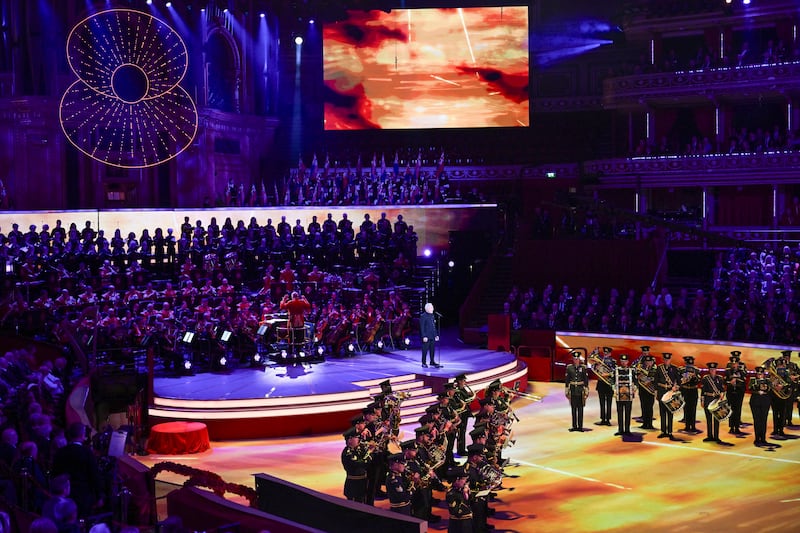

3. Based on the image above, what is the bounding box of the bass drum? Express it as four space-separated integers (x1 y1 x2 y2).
661 390 685 413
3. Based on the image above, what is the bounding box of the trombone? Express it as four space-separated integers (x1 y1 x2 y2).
501 385 542 402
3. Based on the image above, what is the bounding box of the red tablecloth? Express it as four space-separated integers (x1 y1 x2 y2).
147 422 210 455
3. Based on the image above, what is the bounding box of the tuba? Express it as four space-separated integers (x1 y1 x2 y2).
763 358 791 400
588 348 615 387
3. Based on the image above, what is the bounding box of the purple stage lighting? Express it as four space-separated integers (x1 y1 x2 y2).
423 248 432 258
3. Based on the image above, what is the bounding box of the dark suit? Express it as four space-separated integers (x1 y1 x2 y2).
52 442 103 518
420 311 438 365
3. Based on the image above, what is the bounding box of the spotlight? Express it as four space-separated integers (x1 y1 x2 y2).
404 337 411 346
253 353 262 363
294 36 303 45
299 350 306 358
146 0 152 4
223 8 229 13
166 1 172 7
377 340 384 349
260 12 265 18
742 0 750 3
347 343 355 353
448 260 455 268
423 248 432 258
201 7 205 12
317 346 325 356
281 349 288 358
219 356 227 367
183 360 192 370
309 19 315 24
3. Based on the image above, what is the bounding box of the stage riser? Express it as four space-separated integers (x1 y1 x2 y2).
148 371 528 441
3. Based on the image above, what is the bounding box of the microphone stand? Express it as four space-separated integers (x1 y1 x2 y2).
434 311 443 368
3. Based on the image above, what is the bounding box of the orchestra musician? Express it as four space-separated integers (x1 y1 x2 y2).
748 365 772 447
613 354 635 437
701 362 730 445
280 291 311 353
725 353 747 435
565 351 588 432
655 353 681 440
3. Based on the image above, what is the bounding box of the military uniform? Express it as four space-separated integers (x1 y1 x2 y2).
595 347 615 426
341 428 370 503
679 356 701 433
614 354 634 436
748 368 772 446
655 353 681 440
725 353 747 434
386 453 413 515
701 362 727 444
446 466 474 533
780 351 799 425
465 445 491 533
635 350 657 430
565 353 588 431
770 359 790 437
453 374 475 455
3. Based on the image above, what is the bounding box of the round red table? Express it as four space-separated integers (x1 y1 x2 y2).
147 421 210 454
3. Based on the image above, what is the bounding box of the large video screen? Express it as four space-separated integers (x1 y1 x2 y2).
323 6 529 130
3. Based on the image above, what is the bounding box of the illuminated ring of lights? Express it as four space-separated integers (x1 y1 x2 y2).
60 9 197 168
66 9 187 100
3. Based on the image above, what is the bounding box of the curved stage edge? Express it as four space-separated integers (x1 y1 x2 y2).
149 343 528 440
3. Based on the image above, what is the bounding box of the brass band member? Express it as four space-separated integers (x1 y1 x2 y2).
748 366 772 447
465 444 492 533
386 453 413 515
341 427 370 503
402 439 440 523
595 347 615 426
655 353 680 440
565 351 588 432
701 362 730 446
771 357 790 439
453 373 475 456
635 349 657 430
446 466 473 533
725 352 747 435
780 350 799 426
614 354 635 437
680 356 702 434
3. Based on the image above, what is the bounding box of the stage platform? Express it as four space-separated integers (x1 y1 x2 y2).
148 329 528 440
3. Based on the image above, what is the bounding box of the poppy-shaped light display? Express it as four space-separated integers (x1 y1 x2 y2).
59 9 198 168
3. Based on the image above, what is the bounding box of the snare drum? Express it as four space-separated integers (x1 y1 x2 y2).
661 390 685 413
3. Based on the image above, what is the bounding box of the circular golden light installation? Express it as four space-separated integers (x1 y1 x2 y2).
60 9 198 168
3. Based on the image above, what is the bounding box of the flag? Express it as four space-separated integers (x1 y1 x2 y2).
261 182 268 206
435 151 445 179
393 152 400 177
371 153 377 178
298 156 306 179
310 153 318 178
323 154 330 179
356 154 362 178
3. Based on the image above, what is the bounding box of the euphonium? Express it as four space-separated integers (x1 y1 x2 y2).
763 358 791 400
588 348 615 387
633 359 657 396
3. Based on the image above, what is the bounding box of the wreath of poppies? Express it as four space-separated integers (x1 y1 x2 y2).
59 9 198 168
